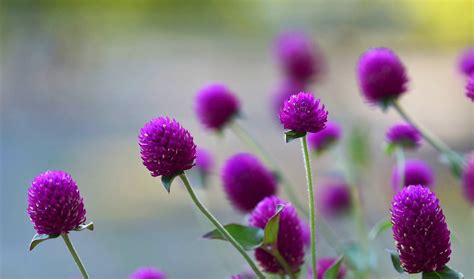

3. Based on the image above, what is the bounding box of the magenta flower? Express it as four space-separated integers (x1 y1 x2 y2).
222 153 277 212
465 75 474 102
391 185 451 273
196 147 214 174
195 83 240 131
275 31 324 82
357 48 408 105
308 121 342 153
271 79 306 116
317 182 352 217
27 170 86 235
138 117 196 177
307 258 347 279
391 159 434 191
386 122 421 149
279 92 328 133
300 220 311 250
129 267 166 279
249 196 305 273
458 46 474 76
462 152 474 205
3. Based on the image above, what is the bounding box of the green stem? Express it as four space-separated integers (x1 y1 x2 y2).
179 173 265 279
395 147 406 190
300 135 317 279
264 247 296 279
61 234 89 279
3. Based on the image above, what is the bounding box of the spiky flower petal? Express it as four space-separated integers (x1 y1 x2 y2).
279 92 328 133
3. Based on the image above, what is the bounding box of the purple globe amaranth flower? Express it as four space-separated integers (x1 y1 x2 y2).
357 48 408 105
308 121 342 153
458 46 474 76
317 182 352 217
129 267 167 279
462 152 474 205
195 83 240 131
249 196 305 274
222 153 277 212
307 258 347 279
300 220 311 250
391 185 451 273
391 159 434 192
279 92 328 133
465 74 474 102
386 122 421 149
139 117 196 177
271 79 306 117
275 31 325 83
195 147 214 174
27 170 86 235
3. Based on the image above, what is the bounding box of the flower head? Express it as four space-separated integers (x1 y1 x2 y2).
196 147 214 174
458 46 474 76
271 79 306 116
279 92 328 133
386 122 421 149
27 170 86 235
138 117 196 177
249 196 305 273
357 48 408 105
275 32 324 82
308 121 342 153
317 182 352 217
465 74 474 102
129 267 166 279
195 83 240 130
307 258 347 279
222 153 277 212
391 159 434 192
391 185 451 273
462 152 474 205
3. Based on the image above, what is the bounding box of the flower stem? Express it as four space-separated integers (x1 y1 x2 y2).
265 247 296 279
395 147 406 190
179 173 265 279
300 135 317 279
61 234 89 279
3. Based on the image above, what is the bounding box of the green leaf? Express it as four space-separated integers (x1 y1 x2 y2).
323 256 344 279
29 233 59 251
74 222 94 232
203 224 264 251
387 249 404 274
342 243 372 272
263 204 285 245
368 218 392 240
284 130 306 143
384 143 397 155
161 171 183 193
422 266 464 279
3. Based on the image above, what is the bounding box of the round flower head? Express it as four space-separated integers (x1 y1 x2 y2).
195 147 214 174
391 159 434 191
138 117 196 177
271 79 306 116
129 267 166 279
308 121 342 153
458 46 474 76
249 196 305 273
391 185 451 273
279 92 328 133
27 170 86 235
195 83 240 131
465 74 474 102
222 153 277 212
386 122 421 149
275 31 324 82
462 152 474 205
317 182 352 217
357 48 408 105
307 258 347 279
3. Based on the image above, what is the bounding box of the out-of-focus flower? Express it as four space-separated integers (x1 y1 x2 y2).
458 46 474 76
462 152 474 205
279 92 328 133
317 182 352 217
300 220 311 250
271 79 306 117
391 159 434 191
386 122 421 149
357 48 408 105
307 258 347 279
308 121 342 153
391 185 451 273
249 196 305 274
274 32 324 83
221 153 277 212
138 117 196 177
27 170 86 235
129 267 167 279
465 74 474 101
195 148 214 174
195 83 240 131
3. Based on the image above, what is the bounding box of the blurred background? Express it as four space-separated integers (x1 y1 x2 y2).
1 0 473 278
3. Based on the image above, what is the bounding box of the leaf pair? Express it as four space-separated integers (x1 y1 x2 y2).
29 222 94 251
